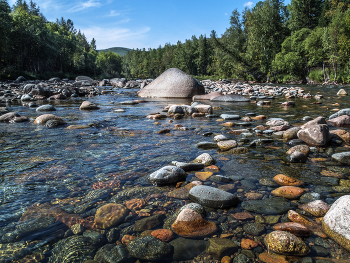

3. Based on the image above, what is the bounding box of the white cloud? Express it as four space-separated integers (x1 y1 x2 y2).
243 1 254 8
109 10 120 17
81 26 151 49
69 0 101 12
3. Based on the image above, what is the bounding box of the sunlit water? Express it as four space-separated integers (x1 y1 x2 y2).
1 84 350 262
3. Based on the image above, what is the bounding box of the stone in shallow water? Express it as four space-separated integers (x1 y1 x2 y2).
149 166 186 185
94 203 128 229
127 235 173 261
322 195 350 252
273 222 311 237
94 244 133 263
171 207 217 238
193 153 216 166
134 214 165 232
48 235 96 263
36 105 56 112
170 237 207 261
242 197 296 215
79 101 99 110
271 186 305 199
210 94 250 102
189 185 240 209
243 222 265 236
273 174 304 186
167 181 203 199
33 114 64 125
332 152 350 165
264 230 310 256
299 200 330 217
206 238 238 259
196 141 218 149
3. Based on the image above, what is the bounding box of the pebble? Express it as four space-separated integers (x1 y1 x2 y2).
149 166 186 185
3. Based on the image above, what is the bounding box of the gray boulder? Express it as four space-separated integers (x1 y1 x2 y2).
149 166 187 185
138 68 205 98
329 108 350 119
332 152 350 165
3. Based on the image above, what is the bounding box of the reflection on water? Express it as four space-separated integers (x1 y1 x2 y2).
1 85 350 262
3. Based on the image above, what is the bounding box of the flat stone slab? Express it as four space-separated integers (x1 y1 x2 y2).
242 197 297 215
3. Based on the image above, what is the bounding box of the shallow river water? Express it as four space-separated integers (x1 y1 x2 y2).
1 84 350 262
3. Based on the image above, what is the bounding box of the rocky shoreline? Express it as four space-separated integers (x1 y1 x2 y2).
1 71 350 263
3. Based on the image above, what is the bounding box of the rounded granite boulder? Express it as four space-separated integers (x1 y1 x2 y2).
138 68 205 98
149 166 187 185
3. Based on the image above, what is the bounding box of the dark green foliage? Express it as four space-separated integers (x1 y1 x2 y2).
98 47 132 56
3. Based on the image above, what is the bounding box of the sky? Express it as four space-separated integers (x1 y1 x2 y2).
8 0 290 50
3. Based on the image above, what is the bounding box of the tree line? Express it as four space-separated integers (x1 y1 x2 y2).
124 0 350 84
1 0 350 83
0 0 122 79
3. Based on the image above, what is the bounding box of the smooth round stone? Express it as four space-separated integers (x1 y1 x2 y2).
299 200 330 217
242 197 297 215
271 186 305 199
217 140 237 151
272 131 284 138
206 238 238 259
170 237 207 261
193 153 216 166
114 109 125 112
94 244 133 263
243 222 265 236
240 179 258 189
213 134 228 142
196 142 218 149
119 101 138 105
79 101 99 110
180 203 206 217
171 161 204 171
134 214 165 232
210 175 232 183
94 203 128 229
263 129 274 134
220 114 240 120
189 185 240 209
127 235 173 261
21 94 33 101
332 152 350 165
36 105 56 112
264 230 310 256
33 114 63 125
149 166 186 185
273 174 304 186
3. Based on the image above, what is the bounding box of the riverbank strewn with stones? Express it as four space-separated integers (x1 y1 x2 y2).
1 69 350 263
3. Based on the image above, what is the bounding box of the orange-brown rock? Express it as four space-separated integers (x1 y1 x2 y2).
33 114 63 125
222 122 235 127
167 181 203 199
330 129 350 144
94 203 128 229
258 252 302 263
195 171 213 181
273 222 311 237
271 186 304 199
121 234 136 245
273 174 304 186
221 255 232 263
287 210 326 238
252 115 267 120
151 229 174 242
231 211 254 220
286 145 310 156
320 169 345 178
205 165 220 172
241 238 258 249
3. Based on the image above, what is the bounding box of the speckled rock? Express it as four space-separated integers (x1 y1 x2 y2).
301 116 327 129
283 127 301 140
79 101 99 110
193 153 216 166
170 237 207 261
327 115 350 127
206 238 238 259
322 195 350 252
189 185 240 209
126 235 173 260
299 200 330 217
134 214 165 232
271 186 305 199
94 203 128 229
34 114 64 125
264 230 310 256
149 166 186 185
330 129 350 144
243 222 265 236
217 140 238 151
332 152 350 165
273 174 304 187
297 124 330 146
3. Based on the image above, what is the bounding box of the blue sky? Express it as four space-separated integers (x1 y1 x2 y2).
9 0 290 50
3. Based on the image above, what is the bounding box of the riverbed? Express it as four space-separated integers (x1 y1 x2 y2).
1 84 350 262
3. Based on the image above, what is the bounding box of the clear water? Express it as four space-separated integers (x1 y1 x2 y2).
1 84 350 262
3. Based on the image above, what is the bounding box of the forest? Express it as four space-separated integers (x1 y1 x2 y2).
1 0 350 83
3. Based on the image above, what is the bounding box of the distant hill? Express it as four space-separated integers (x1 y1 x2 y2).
98 47 132 56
